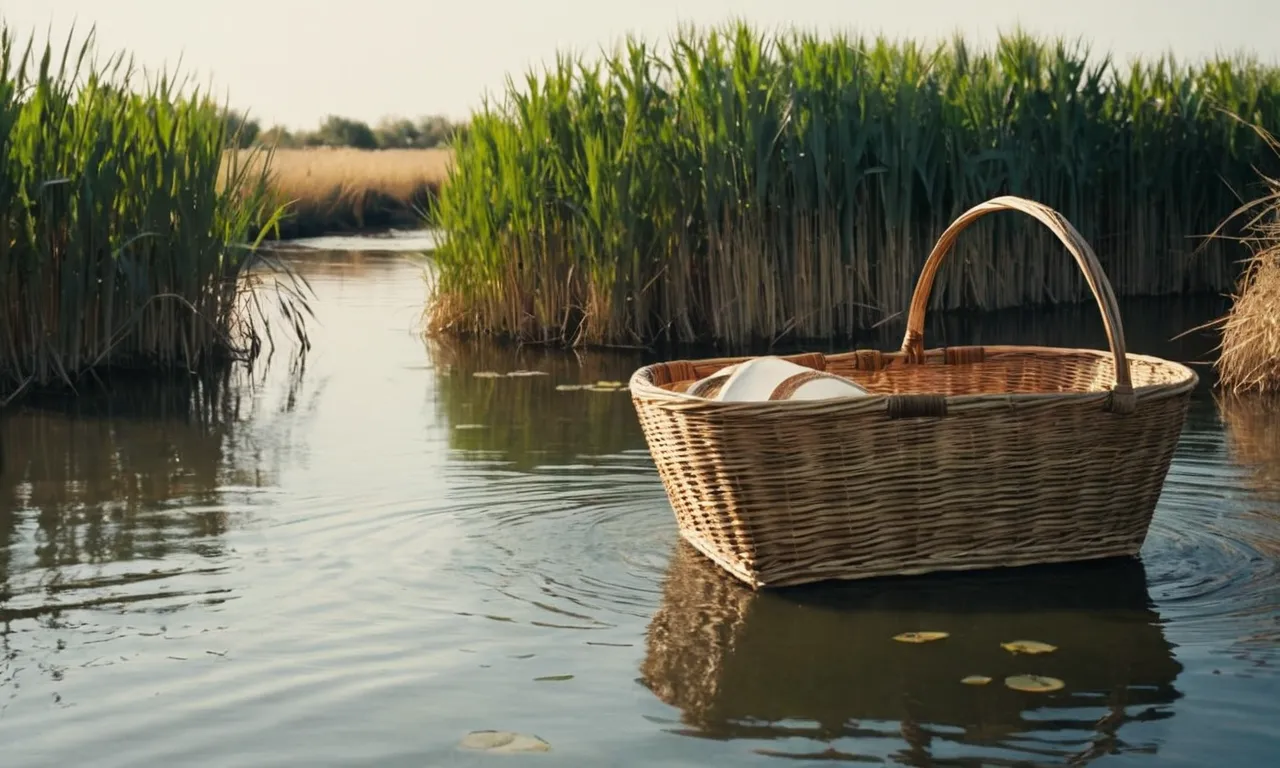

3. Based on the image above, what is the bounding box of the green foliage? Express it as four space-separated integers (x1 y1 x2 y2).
255 113 467 150
0 22 310 403
427 23 1280 347
221 108 261 148
311 114 378 149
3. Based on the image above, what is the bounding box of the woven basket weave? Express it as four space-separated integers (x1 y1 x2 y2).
629 196 1198 589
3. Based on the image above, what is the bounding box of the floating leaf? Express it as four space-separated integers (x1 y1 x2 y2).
1001 640 1058 655
455 424 488 430
556 384 588 391
473 371 502 378
892 631 949 644
1004 674 1065 693
459 730 551 753
960 675 992 686
507 370 549 377
595 380 624 388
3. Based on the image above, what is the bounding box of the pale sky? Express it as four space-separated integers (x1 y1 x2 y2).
3 1 1277 130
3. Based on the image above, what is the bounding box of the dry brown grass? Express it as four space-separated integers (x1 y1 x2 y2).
1218 248 1280 393
1215 127 1280 394
227 147 454 239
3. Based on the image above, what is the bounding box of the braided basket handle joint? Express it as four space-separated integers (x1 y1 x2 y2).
900 196 1136 415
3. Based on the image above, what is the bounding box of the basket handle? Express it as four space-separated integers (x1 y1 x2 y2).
900 196 1135 414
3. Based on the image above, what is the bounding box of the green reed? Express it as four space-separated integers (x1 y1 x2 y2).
0 24 309 403
427 23 1280 348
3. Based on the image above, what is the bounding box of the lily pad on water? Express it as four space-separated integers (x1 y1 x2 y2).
960 675 993 686
459 730 551 754
1001 640 1058 655
507 370 549 378
455 424 488 431
473 371 503 379
556 384 588 392
892 631 949 644
595 380 624 388
1004 674 1065 693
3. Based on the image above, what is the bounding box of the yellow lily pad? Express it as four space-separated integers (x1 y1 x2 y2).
472 371 502 378
1001 640 1058 655
595 380 624 388
459 730 551 753
960 675 992 686
1004 674 1065 693
892 631 949 644
507 370 549 377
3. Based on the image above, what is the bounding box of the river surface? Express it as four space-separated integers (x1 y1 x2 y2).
1 247 1277 767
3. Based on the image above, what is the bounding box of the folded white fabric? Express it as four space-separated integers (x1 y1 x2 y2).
686 356 870 401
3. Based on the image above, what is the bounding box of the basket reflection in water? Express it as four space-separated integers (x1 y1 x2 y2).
640 541 1183 763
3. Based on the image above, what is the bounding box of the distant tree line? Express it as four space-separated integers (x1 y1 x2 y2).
222 110 467 150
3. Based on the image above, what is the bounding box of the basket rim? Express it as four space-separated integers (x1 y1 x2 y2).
628 344 1199 412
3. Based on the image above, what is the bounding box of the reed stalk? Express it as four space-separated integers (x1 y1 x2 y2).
0 23 310 404
426 23 1280 348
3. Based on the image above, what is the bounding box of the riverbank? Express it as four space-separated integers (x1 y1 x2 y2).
233 147 453 240
426 23 1280 348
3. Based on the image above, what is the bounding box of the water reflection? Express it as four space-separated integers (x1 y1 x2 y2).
642 542 1182 765
427 337 648 468
1221 394 1280 511
0 362 308 620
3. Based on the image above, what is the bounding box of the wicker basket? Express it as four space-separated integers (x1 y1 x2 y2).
629 196 1199 589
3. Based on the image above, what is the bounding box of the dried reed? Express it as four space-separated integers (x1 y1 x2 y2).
1215 126 1280 393
232 147 453 239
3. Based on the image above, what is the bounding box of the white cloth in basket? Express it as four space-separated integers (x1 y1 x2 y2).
688 357 870 401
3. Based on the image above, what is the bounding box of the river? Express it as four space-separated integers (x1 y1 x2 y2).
0 241 1277 766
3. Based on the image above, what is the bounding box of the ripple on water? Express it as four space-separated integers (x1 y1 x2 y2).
1143 415 1280 654
440 452 675 633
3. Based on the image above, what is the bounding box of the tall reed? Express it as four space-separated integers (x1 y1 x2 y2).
0 24 309 404
427 23 1280 348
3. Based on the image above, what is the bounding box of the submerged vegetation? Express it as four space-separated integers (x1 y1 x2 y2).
1215 126 1280 394
0 24 309 404
427 23 1280 348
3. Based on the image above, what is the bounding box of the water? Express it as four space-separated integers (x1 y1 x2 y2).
1 248 1277 767
267 228 443 254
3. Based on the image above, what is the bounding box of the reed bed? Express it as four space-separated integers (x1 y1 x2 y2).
0 24 308 404
232 147 453 239
1215 126 1280 393
427 23 1280 348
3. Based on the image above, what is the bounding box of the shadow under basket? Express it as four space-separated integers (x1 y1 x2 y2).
628 196 1199 589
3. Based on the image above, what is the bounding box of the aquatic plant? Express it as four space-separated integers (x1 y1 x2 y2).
426 23 1280 348
0 23 310 404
